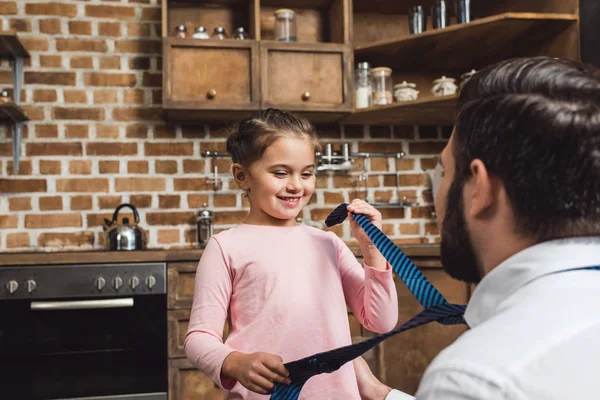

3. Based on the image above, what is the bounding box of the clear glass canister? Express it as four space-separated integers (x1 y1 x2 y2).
234 27 251 40
191 26 210 39
371 67 393 105
175 25 187 39
274 9 296 42
212 27 228 40
355 62 372 109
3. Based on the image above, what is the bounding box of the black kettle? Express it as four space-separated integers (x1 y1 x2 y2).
103 204 146 251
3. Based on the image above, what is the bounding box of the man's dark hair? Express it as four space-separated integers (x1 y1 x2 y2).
455 56 600 241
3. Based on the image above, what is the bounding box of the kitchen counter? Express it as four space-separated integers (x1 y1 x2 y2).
0 243 440 266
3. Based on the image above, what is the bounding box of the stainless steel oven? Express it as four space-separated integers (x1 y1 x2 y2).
0 262 167 400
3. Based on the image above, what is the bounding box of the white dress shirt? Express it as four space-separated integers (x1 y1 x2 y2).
386 237 600 400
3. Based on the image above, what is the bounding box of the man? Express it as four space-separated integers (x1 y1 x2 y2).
358 56 600 400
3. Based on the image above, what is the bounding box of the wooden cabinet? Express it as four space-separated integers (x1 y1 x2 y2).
169 358 225 400
261 42 352 114
167 261 198 310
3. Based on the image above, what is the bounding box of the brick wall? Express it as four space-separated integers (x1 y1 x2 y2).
0 0 446 252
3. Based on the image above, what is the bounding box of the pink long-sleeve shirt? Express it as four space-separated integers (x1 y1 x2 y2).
184 224 398 400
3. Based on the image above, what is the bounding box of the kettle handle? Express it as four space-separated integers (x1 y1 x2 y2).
111 203 140 224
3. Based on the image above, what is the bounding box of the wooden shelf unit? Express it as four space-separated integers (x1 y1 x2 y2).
0 102 28 123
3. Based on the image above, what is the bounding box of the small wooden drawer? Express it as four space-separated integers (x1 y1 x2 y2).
163 38 260 110
167 261 198 310
260 42 352 112
169 358 225 400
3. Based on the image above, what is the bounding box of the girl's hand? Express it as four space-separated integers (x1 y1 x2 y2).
347 199 387 270
222 351 290 394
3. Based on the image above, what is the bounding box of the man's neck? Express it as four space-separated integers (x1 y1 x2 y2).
478 235 537 277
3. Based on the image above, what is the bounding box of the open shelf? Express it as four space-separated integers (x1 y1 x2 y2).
0 32 29 59
0 102 28 123
354 12 578 71
342 94 456 125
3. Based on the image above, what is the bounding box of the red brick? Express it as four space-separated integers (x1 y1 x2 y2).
69 21 92 35
39 160 61 175
20 37 49 51
199 141 226 152
152 89 162 105
25 72 75 86
187 194 209 208
398 223 420 235
6 232 29 249
146 211 195 226
383 173 428 187
25 214 81 229
174 178 209 191
155 125 177 139
69 160 92 175
27 142 82 156
7 160 32 176
324 191 345 204
393 125 416 139
65 124 89 139
158 229 180 244
99 160 120 174
71 196 93 210
129 56 150 70
409 142 446 155
130 194 153 208
98 22 122 36
358 141 403 153
99 56 121 70
56 178 109 193
34 82 59 98
370 126 392 139
127 23 151 37
56 38 108 53
8 197 31 211
112 107 160 121
85 5 136 20
0 179 46 193
98 195 122 209
142 72 161 87
70 56 94 69
424 222 440 235
25 3 77 17
410 206 434 219
0 214 18 229
40 55 62 68
141 8 160 21
145 142 194 156
39 196 63 211
20 105 44 121
94 90 119 104
96 125 120 139
379 208 406 219
84 72 137 87
39 19 62 34
397 158 415 171
156 160 178 174
115 39 161 54
0 2 17 14
9 19 31 33
214 194 236 207
53 107 104 120
87 142 137 156
159 195 180 209
123 89 145 104
182 125 206 138
214 210 248 225
184 229 197 244
126 124 148 138
421 157 438 170
38 232 94 247
64 90 88 104
127 160 148 174
115 178 165 192
87 213 134 228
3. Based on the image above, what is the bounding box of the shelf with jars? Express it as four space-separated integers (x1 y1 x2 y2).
0 31 29 174
345 0 580 125
161 0 353 123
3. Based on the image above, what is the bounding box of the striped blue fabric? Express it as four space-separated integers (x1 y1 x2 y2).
270 203 600 400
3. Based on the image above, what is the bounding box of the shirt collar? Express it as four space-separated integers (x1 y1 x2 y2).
465 237 600 327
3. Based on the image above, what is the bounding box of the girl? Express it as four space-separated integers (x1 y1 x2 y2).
184 109 398 399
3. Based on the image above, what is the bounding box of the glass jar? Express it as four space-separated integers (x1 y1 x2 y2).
274 9 296 42
175 25 187 39
212 27 228 40
234 27 251 40
355 62 372 109
371 67 393 105
192 26 210 39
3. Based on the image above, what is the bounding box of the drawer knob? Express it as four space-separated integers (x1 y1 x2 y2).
206 89 217 99
301 91 311 101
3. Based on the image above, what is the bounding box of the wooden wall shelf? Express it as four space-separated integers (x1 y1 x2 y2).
343 94 456 126
0 32 29 59
355 12 578 71
0 103 28 123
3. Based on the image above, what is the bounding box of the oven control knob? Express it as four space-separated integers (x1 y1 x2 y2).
95 276 106 291
129 276 140 289
112 276 123 290
145 275 156 289
6 280 18 294
26 279 37 293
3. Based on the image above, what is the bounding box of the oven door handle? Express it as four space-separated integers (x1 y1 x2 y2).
30 298 134 311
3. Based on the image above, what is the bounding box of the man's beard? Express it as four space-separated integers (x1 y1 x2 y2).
440 177 482 284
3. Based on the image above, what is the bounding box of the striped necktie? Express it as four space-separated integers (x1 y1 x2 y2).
270 203 467 400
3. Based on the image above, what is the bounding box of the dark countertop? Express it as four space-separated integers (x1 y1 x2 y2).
0 243 440 267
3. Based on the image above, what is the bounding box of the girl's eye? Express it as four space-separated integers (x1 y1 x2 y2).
273 171 287 177
302 172 314 178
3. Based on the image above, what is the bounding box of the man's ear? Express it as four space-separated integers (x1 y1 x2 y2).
466 159 495 219
232 163 250 191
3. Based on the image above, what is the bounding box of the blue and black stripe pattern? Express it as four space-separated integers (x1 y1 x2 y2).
270 203 467 400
